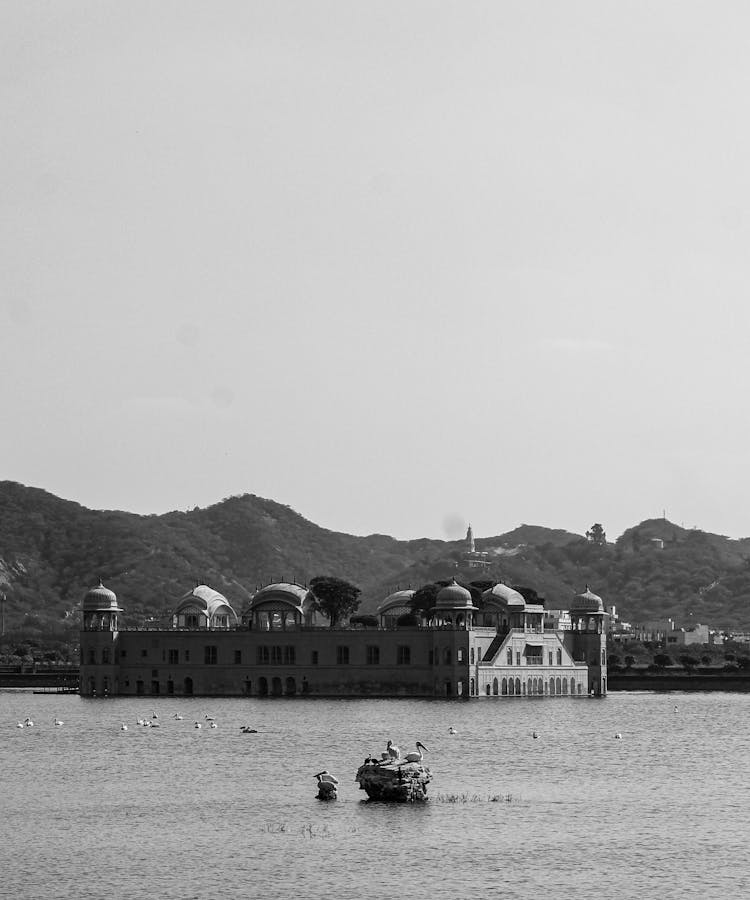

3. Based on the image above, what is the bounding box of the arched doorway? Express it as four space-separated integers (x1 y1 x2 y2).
183 677 193 696
271 676 283 696
258 677 268 696
285 676 296 696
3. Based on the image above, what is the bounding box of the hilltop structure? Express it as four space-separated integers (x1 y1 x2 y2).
461 524 490 570
79 579 608 699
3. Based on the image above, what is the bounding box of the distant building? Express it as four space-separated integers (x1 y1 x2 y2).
79 579 608 699
461 524 490 570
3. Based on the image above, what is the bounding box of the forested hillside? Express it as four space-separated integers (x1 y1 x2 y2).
3 482 750 656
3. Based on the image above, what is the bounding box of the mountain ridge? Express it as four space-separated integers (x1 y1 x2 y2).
2 481 750 640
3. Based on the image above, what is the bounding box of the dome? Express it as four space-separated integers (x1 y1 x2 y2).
482 582 526 608
245 582 314 615
435 579 476 610
377 589 415 616
83 581 120 612
175 585 237 622
571 585 604 613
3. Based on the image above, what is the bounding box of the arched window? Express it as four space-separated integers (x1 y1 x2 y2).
470 677 475 695
602 649 606 665
527 678 532 695
570 677 575 694
515 677 521 696
457 648 465 662
486 683 491 695
443 648 452 665
509 678 515 696
493 677 499 696
557 647 562 666
556 676 562 695
550 678 555 696
562 677 568 695
470 647 475 664
501 677 508 695
507 648 513 665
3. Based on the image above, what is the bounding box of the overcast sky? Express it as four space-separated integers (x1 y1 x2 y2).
3 2 750 542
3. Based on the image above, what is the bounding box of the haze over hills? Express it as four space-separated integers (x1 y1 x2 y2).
2 481 750 641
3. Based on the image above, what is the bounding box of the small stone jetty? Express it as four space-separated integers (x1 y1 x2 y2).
355 758 432 802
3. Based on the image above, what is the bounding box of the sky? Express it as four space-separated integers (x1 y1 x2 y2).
3 1 750 543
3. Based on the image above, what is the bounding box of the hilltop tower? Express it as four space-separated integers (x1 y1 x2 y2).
80 581 123 697
466 524 475 554
570 586 607 696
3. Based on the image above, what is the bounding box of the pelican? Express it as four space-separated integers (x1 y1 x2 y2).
16 722 24 728
315 770 339 785
54 719 64 726
173 714 183 720
24 718 33 727
205 715 215 721
615 732 622 739
150 721 160 727
194 722 202 729
448 726 457 735
386 739 400 761
532 731 539 739
121 724 128 731
240 726 257 733
136 718 145 726
210 722 218 728
152 711 158 719
404 741 428 763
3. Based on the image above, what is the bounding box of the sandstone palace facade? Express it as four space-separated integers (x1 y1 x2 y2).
79 578 608 699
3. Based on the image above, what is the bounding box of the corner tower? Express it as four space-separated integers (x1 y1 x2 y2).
570 586 607 696
80 581 123 696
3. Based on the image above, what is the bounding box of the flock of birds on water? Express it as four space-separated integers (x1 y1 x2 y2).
13 705 681 739
13 711 259 733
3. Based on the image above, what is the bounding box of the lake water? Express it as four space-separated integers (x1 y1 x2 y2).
1 690 747 900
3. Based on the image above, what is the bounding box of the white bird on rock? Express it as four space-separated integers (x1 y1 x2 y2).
386 739 400 761
404 741 428 763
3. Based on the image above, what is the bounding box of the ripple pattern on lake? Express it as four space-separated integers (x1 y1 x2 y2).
1 692 747 900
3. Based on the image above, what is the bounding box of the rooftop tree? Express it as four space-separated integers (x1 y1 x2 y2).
309 576 361 628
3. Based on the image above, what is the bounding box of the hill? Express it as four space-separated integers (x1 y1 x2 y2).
2 483 750 649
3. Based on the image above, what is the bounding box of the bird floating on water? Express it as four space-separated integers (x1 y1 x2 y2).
173 714 183 720
448 726 457 735
240 726 258 733
404 741 428 763
54 719 63 726
532 731 539 739
24 718 33 727
194 722 202 729
615 732 622 739
210 722 217 728
121 724 128 731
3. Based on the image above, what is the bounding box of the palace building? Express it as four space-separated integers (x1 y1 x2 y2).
79 579 608 699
